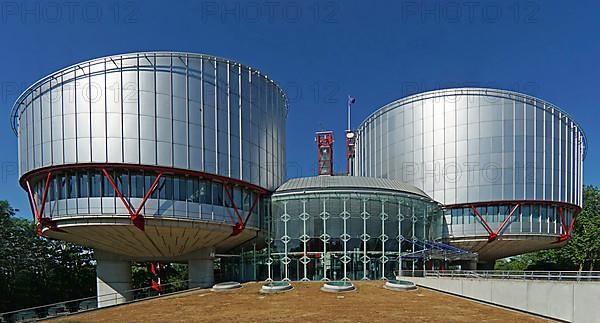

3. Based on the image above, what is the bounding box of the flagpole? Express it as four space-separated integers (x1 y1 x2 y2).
347 96 351 131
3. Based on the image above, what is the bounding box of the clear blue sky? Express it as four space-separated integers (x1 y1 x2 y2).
1 0 598 218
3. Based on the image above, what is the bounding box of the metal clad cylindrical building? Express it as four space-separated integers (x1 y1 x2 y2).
354 88 586 261
12 51 287 259
14 52 286 191
12 51 288 303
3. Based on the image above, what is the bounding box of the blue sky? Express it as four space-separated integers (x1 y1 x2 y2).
1 0 598 217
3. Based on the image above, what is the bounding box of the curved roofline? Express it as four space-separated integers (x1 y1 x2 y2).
358 87 588 159
273 176 435 201
10 51 288 135
272 188 435 203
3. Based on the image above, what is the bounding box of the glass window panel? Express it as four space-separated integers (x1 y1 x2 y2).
49 177 56 201
234 186 243 209
174 176 180 201
117 172 129 197
212 182 223 206
67 173 77 199
130 172 144 198
78 172 89 198
90 172 102 197
147 174 158 199
223 185 232 208
178 176 187 201
243 189 251 210
102 172 115 197
158 175 173 200
187 177 199 203
57 174 66 200
200 180 211 204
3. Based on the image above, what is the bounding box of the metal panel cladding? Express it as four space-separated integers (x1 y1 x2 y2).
355 88 586 208
12 52 287 191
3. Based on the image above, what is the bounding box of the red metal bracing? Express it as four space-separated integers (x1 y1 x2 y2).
21 163 268 235
448 200 581 243
20 163 269 195
492 204 520 241
469 205 495 241
25 172 61 235
469 204 521 242
223 184 260 236
101 168 163 231
556 207 579 242
315 131 334 176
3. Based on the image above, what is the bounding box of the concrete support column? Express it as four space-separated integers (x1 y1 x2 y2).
188 247 215 288
95 250 132 308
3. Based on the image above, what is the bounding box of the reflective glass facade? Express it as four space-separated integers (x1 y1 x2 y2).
446 204 575 238
30 169 266 230
268 178 443 281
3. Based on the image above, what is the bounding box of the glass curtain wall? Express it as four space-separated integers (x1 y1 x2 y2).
268 191 442 281
30 170 265 230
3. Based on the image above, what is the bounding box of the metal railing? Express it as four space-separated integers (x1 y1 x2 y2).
422 270 600 281
0 279 193 323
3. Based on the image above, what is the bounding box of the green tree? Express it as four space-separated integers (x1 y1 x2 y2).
562 185 600 271
0 200 96 313
132 262 188 290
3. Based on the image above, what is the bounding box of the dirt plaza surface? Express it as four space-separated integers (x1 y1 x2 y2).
55 281 549 322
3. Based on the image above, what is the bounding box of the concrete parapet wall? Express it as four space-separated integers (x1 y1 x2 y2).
407 276 600 322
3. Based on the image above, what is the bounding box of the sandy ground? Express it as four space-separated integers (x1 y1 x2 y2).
54 281 550 323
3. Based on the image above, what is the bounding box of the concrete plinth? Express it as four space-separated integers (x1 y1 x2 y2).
188 248 215 288
95 250 132 308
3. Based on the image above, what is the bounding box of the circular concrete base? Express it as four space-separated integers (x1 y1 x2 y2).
384 280 417 291
212 281 242 291
321 281 355 293
261 281 293 293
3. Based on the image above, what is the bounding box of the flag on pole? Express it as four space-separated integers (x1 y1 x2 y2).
348 96 356 105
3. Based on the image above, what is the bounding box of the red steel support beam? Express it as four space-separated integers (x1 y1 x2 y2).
470 205 494 237
101 168 163 231
567 211 579 236
451 201 579 243
223 184 244 225
21 163 268 196
470 204 521 242
22 164 269 235
223 184 261 236
244 194 260 228
557 207 578 242
491 204 520 241
25 172 54 235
